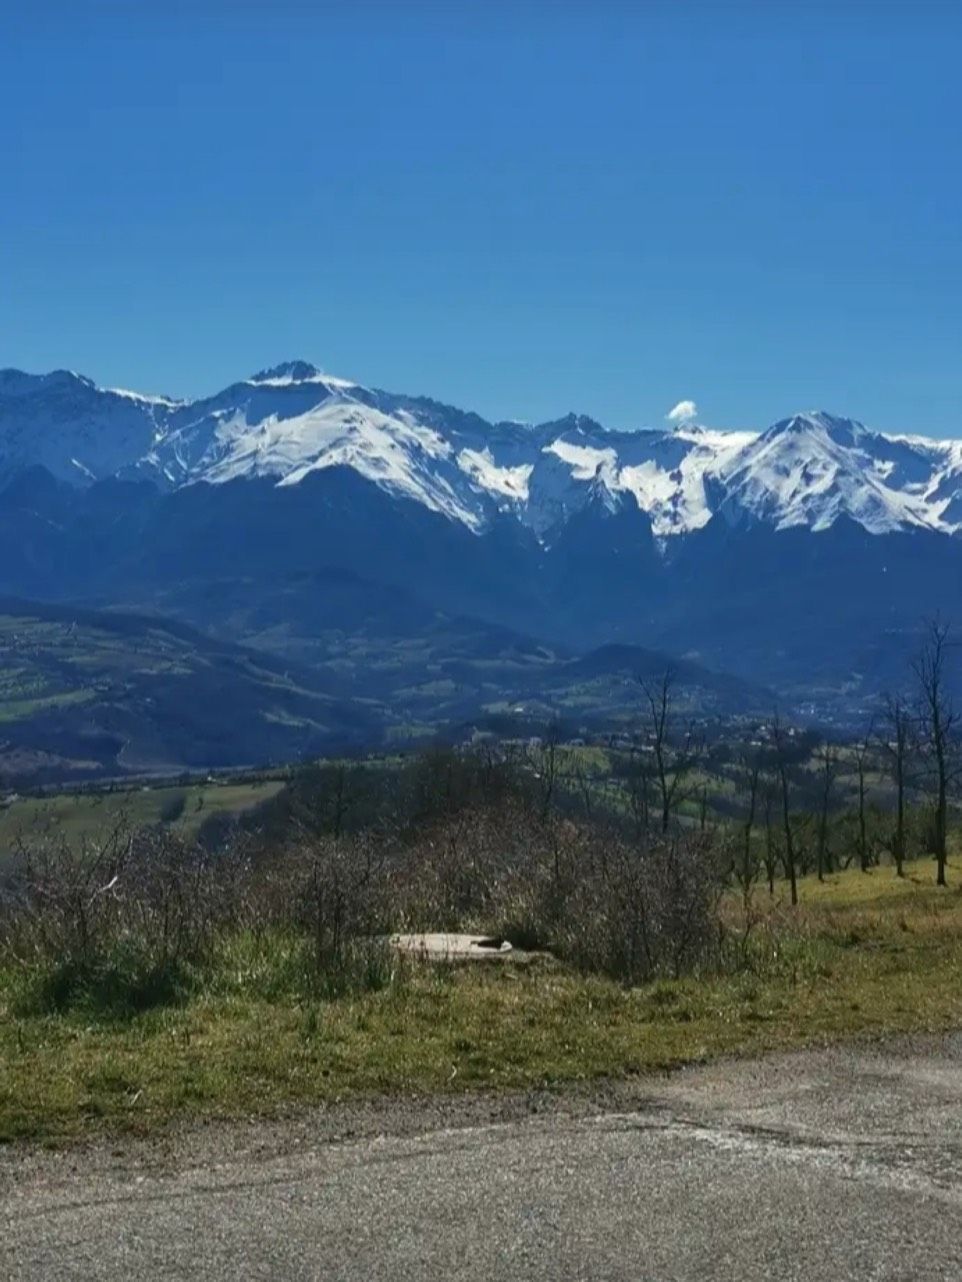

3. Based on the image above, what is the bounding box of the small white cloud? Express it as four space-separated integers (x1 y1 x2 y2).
667 399 698 425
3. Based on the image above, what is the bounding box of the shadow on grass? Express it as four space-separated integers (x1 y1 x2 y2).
10 949 194 1022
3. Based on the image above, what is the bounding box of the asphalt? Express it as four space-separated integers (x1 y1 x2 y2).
3 1035 962 1280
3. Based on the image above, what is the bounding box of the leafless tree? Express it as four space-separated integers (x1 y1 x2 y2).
878 694 912 878
572 762 594 820
814 740 839 882
624 743 652 835
913 619 957 886
286 762 361 839
735 749 762 906
527 732 560 824
640 669 698 833
852 720 875 873
762 782 778 896
770 713 798 906
698 784 711 832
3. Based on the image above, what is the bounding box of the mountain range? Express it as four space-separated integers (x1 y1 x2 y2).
1 358 960 775
5 361 962 538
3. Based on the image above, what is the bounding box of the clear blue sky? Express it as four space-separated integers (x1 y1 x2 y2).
2 2 960 433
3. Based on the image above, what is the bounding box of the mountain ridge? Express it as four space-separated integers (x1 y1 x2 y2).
4 363 962 540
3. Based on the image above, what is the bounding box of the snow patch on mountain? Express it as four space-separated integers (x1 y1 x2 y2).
0 367 171 485
545 439 619 484
105 386 183 407
456 447 532 501
153 385 495 528
521 445 618 537
618 425 757 536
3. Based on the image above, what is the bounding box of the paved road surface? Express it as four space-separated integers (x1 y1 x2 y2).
3 1036 962 1280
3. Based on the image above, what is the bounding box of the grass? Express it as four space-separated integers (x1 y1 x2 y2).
0 689 97 723
2 861 961 1146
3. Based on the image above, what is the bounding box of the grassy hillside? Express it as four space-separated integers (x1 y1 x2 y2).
0 779 284 861
2 862 959 1144
0 600 383 783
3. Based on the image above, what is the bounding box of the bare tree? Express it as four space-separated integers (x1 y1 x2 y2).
640 669 698 833
913 620 957 887
287 762 362 839
698 783 711 832
852 720 875 873
530 731 559 824
814 740 839 882
572 761 595 821
735 749 762 905
624 742 652 835
770 713 798 906
761 782 778 896
878 694 912 878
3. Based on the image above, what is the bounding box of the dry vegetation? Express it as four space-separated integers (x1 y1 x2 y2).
2 741 961 1145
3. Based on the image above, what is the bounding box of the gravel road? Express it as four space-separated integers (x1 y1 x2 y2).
3 1034 962 1280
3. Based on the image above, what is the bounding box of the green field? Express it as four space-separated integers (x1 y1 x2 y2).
0 780 285 858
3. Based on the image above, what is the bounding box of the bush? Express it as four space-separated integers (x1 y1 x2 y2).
246 831 391 972
556 830 727 981
12 945 192 1018
0 826 247 1016
375 801 727 983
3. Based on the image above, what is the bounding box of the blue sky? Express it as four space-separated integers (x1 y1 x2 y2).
2 2 960 434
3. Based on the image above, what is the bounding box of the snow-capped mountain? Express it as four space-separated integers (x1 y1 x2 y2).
0 367 178 486
4 358 962 715
713 412 957 535
3 360 961 542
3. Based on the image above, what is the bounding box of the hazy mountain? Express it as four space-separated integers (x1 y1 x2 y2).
0 598 383 782
0 593 769 784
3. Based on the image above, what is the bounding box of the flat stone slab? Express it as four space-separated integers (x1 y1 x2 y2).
388 932 516 962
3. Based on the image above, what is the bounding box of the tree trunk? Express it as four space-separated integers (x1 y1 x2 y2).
893 774 905 878
780 777 797 906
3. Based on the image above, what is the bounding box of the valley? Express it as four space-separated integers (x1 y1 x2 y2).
0 596 768 784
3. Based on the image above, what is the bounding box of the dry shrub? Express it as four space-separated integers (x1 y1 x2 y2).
244 830 391 972
556 829 727 981
0 767 731 1007
381 801 727 983
0 824 248 1014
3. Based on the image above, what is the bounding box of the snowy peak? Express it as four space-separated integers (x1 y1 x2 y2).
0 367 172 486
716 409 950 534
585 464 629 516
537 412 607 437
761 410 868 449
249 360 323 383
0 367 95 398
246 360 358 390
